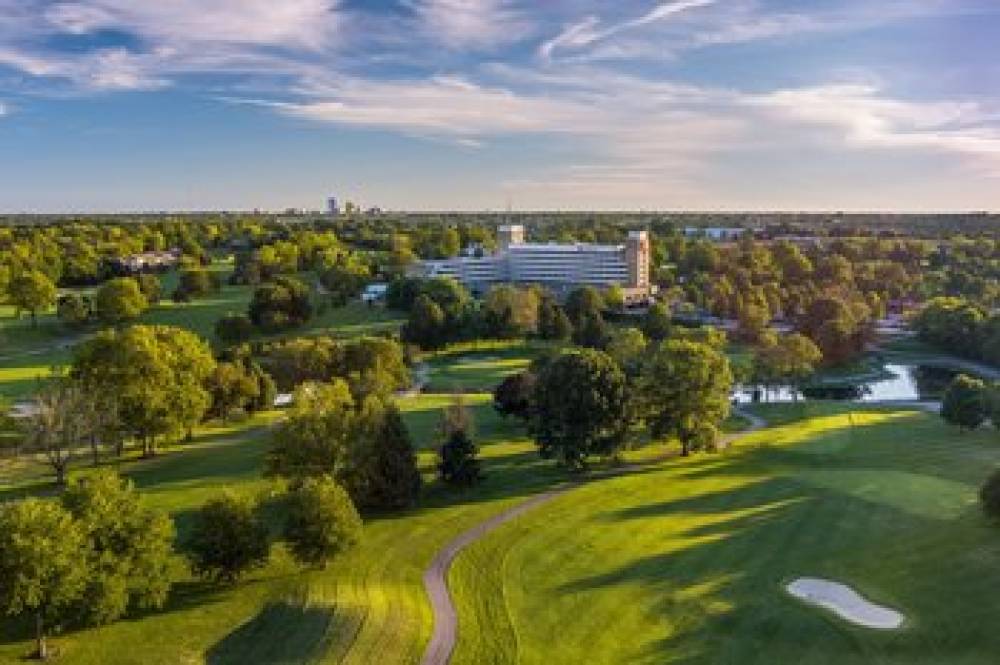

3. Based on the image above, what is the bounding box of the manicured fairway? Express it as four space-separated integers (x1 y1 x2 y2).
450 405 1000 664
424 341 548 392
0 394 578 664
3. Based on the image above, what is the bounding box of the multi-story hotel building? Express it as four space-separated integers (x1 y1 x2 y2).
421 225 651 300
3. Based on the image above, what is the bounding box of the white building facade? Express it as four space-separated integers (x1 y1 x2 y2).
421 225 651 300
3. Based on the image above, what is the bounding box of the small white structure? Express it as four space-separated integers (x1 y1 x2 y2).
273 393 293 408
361 283 389 303
786 577 905 630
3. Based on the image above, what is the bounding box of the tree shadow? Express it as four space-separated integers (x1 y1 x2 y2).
205 599 338 665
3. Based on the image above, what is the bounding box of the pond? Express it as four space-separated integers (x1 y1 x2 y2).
734 364 971 404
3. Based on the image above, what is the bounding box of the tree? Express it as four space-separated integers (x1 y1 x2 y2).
8 270 57 326
573 312 610 349
96 277 148 325
493 371 536 420
345 400 422 510
482 285 539 338
206 361 262 421
437 430 483 488
402 294 447 349
265 380 356 481
529 349 630 470
642 302 673 341
565 286 605 327
640 340 733 455
21 375 91 485
188 491 270 583
753 333 822 398
439 392 475 439
215 313 255 344
173 267 220 302
940 374 987 431
0 498 88 659
136 273 162 305
57 293 92 328
537 296 572 341
606 327 647 376
284 477 362 568
72 325 216 457
339 336 411 401
604 285 625 312
981 468 1000 521
61 471 174 625
248 276 313 331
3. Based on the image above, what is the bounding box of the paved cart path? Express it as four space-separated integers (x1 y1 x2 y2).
419 409 767 665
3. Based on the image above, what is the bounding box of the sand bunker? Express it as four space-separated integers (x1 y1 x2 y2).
786 577 904 630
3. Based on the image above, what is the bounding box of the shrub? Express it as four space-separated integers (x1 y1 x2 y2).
981 468 1000 521
437 431 483 488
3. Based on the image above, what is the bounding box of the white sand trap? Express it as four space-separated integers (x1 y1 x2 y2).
786 578 904 630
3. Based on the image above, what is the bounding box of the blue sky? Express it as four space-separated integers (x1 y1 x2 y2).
1 0 998 212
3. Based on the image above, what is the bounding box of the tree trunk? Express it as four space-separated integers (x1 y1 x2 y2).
35 612 47 660
30 311 38 328
54 462 66 486
680 440 691 457
90 434 100 465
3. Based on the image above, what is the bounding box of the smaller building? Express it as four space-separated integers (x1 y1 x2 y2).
683 227 745 242
361 282 389 303
327 196 340 216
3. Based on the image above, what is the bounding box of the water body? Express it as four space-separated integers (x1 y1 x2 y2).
735 364 969 404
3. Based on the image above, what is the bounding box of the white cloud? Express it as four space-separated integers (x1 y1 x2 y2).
540 0 715 60
750 84 1000 164
405 0 532 50
44 0 339 50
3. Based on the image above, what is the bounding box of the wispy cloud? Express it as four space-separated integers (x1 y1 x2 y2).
404 0 533 50
540 0 715 60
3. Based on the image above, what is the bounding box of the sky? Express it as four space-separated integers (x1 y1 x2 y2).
0 0 998 213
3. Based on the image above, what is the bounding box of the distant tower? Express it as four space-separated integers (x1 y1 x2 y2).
497 224 525 252
625 230 650 291
327 197 340 216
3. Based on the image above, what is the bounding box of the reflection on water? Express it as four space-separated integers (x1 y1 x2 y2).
735 364 968 404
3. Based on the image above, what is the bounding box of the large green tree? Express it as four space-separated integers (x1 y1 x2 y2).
8 270 57 326
284 477 362 568
188 491 270 584
96 277 148 325
248 276 313 331
265 380 357 481
61 471 175 625
640 339 734 455
345 399 422 510
72 325 216 456
529 349 630 470
0 499 88 659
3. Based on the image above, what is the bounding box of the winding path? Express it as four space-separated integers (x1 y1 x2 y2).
419 409 767 665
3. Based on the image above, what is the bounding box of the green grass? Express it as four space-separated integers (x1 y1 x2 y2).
0 392 604 664
424 341 548 393
450 405 1000 664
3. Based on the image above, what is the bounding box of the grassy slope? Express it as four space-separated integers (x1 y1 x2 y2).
451 405 1000 665
423 341 549 393
0 394 579 664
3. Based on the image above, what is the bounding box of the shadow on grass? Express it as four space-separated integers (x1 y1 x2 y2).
206 600 336 665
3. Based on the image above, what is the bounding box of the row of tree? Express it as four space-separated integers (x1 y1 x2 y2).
496 335 734 468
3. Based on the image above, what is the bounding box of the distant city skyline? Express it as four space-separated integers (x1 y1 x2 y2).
1 1 999 212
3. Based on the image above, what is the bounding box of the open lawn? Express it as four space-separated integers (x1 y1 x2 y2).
424 341 550 393
450 404 1000 664
0 392 619 664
